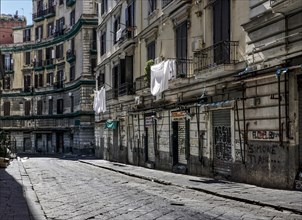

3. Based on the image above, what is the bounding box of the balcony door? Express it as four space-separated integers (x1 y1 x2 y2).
176 21 188 77
213 0 230 64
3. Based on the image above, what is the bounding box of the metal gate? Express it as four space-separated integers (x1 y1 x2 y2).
212 109 232 176
178 120 187 165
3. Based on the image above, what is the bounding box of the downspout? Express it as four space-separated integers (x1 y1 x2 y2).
236 99 244 164
242 84 246 163
169 110 172 158
196 104 202 162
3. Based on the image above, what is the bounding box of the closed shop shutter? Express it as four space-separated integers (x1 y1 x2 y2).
178 120 187 165
212 109 232 175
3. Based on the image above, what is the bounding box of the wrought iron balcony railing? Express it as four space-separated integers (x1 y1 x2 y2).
118 82 134 96
193 41 239 72
66 50 76 63
44 59 54 66
106 89 118 100
135 76 149 91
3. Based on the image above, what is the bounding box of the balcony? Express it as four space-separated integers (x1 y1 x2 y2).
66 0 76 7
55 80 64 89
44 6 56 18
118 82 134 96
32 6 55 21
106 89 118 100
66 50 76 63
194 41 239 78
135 76 149 92
33 60 44 71
4 64 14 74
270 0 301 14
44 59 55 69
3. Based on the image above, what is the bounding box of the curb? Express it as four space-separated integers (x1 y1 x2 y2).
79 160 302 216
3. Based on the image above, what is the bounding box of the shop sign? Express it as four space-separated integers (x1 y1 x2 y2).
172 111 186 121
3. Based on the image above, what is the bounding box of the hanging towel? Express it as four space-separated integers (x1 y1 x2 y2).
116 28 122 41
97 87 106 113
168 60 177 80
93 90 100 112
151 61 170 96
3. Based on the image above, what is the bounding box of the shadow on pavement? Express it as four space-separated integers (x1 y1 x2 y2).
0 165 32 220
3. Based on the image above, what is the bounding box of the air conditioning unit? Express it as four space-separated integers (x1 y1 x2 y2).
192 38 203 52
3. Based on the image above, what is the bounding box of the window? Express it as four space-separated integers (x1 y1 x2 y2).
3 77 10 90
24 75 31 92
70 96 74 113
45 47 54 65
57 99 64 114
97 73 105 88
47 22 54 37
3 54 13 71
55 17 65 36
34 73 44 88
147 41 155 61
70 10 75 26
3 102 10 116
48 99 53 115
70 65 75 81
113 16 120 44
176 20 188 77
35 25 43 41
125 0 135 38
59 0 63 5
100 30 106 55
23 29 31 42
47 72 54 85
148 0 157 14
101 0 108 15
56 44 64 59
24 101 31 116
37 100 43 115
34 50 43 67
24 52 31 65
56 70 64 88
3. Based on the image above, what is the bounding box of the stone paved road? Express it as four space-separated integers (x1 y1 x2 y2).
21 158 302 220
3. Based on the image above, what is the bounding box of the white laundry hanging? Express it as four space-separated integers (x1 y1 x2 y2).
93 87 106 114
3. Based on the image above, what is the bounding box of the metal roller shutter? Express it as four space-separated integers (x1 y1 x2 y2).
212 109 232 176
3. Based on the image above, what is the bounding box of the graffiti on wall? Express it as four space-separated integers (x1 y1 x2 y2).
251 131 279 140
247 141 285 170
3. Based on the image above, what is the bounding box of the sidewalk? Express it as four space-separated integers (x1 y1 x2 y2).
79 159 302 215
0 159 46 220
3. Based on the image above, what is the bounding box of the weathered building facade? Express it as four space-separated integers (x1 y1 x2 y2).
94 0 302 189
0 13 26 45
0 0 98 154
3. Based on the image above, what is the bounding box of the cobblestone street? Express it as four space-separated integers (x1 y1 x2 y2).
2 158 302 220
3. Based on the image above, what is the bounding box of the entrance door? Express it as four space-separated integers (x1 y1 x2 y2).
112 127 119 161
172 120 187 165
46 134 52 153
56 132 64 153
212 109 232 176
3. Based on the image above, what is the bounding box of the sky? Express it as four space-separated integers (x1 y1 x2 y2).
0 0 33 25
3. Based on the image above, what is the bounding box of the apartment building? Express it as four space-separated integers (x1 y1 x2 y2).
0 0 98 154
94 0 302 189
0 13 26 45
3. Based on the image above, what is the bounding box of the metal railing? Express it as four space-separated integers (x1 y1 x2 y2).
32 6 55 19
118 82 134 96
44 59 54 66
34 60 43 68
193 41 238 72
106 89 118 100
135 75 149 91
4 63 13 71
